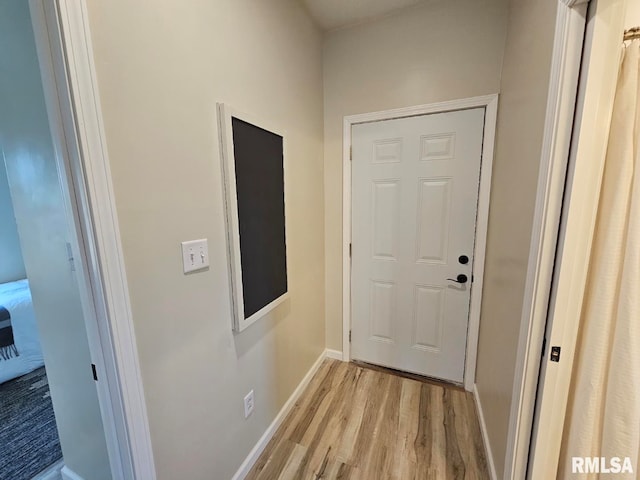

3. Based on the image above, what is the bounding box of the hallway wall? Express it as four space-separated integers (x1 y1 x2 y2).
474 0 559 476
85 0 325 478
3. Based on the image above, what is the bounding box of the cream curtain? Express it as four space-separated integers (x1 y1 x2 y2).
558 39 640 479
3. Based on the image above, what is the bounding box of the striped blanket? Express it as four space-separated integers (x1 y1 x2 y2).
0 306 18 361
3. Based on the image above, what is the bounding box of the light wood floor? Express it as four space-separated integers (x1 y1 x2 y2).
246 359 489 480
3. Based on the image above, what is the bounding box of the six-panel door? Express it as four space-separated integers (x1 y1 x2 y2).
351 108 485 382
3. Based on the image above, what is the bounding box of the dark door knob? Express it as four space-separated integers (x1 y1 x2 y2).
458 255 469 265
447 274 468 284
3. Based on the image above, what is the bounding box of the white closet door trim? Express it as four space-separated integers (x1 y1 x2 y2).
523 0 627 478
504 1 591 478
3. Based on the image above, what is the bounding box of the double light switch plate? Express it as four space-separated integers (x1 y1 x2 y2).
181 239 209 273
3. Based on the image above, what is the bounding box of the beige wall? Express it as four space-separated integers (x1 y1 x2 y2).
627 0 640 27
85 1 325 478
322 0 509 350
0 1 111 477
0 161 26 283
474 0 559 476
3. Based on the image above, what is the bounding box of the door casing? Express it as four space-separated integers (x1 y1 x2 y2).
29 1 157 478
342 94 498 392
524 0 626 478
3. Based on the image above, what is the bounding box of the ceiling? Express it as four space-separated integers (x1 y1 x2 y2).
302 0 428 31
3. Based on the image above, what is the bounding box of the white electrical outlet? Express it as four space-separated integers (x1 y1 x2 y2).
181 239 209 273
244 390 255 418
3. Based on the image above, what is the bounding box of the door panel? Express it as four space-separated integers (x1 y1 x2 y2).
412 284 444 352
372 180 400 260
351 108 485 382
370 280 396 343
416 178 452 263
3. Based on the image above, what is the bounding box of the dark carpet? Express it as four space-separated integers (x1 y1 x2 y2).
0 367 62 479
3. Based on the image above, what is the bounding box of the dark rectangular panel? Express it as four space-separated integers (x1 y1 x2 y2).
231 117 287 318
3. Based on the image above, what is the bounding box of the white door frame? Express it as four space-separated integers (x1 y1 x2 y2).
342 94 498 391
525 0 627 478
503 0 592 478
28 1 156 479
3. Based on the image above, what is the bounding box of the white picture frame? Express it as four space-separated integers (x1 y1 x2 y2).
217 103 289 332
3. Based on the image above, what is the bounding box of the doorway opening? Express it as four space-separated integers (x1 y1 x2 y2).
0 1 113 479
342 95 498 392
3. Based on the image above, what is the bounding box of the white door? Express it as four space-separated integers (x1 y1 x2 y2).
351 108 485 383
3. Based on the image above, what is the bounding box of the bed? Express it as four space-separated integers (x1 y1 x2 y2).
0 279 44 384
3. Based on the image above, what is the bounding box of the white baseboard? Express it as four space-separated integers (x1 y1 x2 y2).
325 349 343 360
32 460 64 480
473 384 498 480
231 349 334 480
60 466 84 480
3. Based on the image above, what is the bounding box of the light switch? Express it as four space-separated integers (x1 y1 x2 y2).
181 239 209 273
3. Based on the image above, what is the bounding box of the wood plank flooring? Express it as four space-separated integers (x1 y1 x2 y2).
246 359 489 480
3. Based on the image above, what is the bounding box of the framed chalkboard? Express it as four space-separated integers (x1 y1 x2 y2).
218 104 289 332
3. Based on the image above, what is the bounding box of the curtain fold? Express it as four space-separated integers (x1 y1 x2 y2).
558 40 640 479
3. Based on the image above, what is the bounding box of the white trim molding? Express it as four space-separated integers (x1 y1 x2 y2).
561 0 590 6
32 460 64 480
325 349 344 360
526 0 628 478
29 2 130 477
473 385 498 480
231 349 334 480
61 466 85 480
41 1 157 479
504 0 590 478
342 94 499 392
